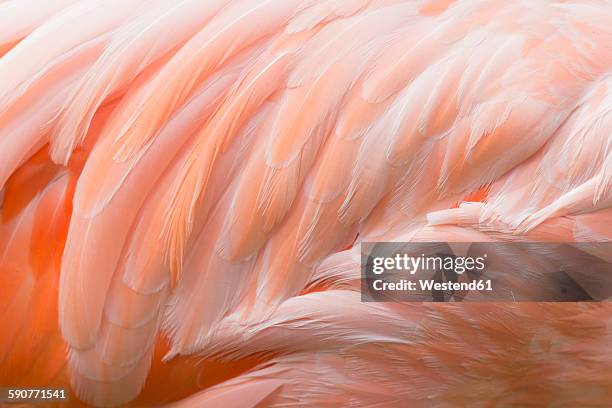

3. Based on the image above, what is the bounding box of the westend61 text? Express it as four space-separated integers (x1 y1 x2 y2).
371 279 493 292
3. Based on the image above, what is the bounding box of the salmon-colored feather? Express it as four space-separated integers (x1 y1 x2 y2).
2 1 612 407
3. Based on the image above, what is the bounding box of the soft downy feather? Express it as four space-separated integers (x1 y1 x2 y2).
1 1 612 407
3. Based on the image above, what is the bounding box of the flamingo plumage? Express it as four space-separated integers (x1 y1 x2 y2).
1 0 612 406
